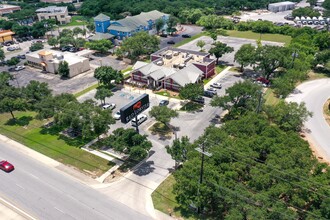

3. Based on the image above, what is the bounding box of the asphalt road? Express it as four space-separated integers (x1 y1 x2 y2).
286 78 330 162
0 141 151 220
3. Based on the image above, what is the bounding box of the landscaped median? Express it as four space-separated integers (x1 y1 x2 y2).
0 111 113 177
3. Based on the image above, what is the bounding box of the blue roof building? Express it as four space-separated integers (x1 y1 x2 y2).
92 10 169 41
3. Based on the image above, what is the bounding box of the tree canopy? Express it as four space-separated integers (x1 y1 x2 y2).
94 66 123 87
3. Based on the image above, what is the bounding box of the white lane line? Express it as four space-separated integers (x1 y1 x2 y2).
54 207 65 214
15 184 25 190
29 174 40 180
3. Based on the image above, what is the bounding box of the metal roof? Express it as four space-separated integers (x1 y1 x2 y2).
36 6 67 13
88 32 114 41
94 13 110 22
169 64 203 87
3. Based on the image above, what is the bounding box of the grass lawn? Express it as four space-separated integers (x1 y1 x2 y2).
149 122 172 137
226 30 292 45
203 64 226 84
180 102 203 112
174 32 206 48
61 16 88 27
0 111 113 177
152 175 198 219
155 90 181 99
264 88 280 106
74 83 99 98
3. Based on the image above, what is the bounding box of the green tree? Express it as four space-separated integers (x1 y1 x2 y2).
166 136 190 169
23 80 52 106
196 40 206 51
292 7 320 17
149 106 178 125
94 86 113 105
0 86 27 119
7 57 20 66
92 108 115 139
48 37 58 48
209 42 234 64
120 32 160 60
58 61 70 78
0 48 4 61
211 80 262 118
234 44 256 72
94 66 123 87
166 16 178 34
179 8 204 24
155 18 165 34
29 42 44 52
265 101 312 132
179 83 204 101
85 39 113 54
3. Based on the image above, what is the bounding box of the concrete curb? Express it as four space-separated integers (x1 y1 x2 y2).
0 197 36 220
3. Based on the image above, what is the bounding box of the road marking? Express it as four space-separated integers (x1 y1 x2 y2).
54 207 65 214
15 184 25 190
29 174 40 180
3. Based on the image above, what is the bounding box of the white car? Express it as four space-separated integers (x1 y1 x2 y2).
131 114 147 127
207 87 217 94
113 111 121 120
15 66 25 71
102 103 116 110
210 82 222 89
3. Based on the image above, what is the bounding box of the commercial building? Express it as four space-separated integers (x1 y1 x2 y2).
92 10 169 40
130 47 216 91
268 1 295 12
0 30 15 43
0 4 21 15
40 0 74 3
36 6 71 25
26 49 90 78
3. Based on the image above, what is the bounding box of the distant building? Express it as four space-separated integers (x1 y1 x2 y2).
26 49 90 78
92 10 169 40
0 4 21 15
130 47 216 91
36 6 71 25
316 0 325 6
268 1 295 12
0 30 15 43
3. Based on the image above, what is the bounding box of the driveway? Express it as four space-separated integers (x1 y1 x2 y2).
159 25 203 49
179 35 284 66
286 78 330 162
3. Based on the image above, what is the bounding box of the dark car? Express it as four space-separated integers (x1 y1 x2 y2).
26 36 34 41
16 38 23 43
17 54 26 59
69 47 77 52
182 34 191 38
159 33 168 38
159 100 169 106
203 90 215 98
8 67 16 72
0 160 14 172
21 37 28 41
192 96 205 104
61 46 71 51
3 41 14 46
167 40 175 45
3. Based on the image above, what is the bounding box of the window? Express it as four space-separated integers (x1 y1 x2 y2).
60 15 65 18
40 16 45 20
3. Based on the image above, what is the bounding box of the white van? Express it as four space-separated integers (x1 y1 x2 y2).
131 114 147 127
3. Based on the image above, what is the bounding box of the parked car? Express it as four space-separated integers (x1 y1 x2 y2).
256 77 270 85
8 67 15 72
167 40 175 44
192 96 205 104
210 82 222 89
102 103 116 110
159 100 169 106
69 47 77 52
77 47 85 51
7 47 15 51
15 66 25 71
182 34 191 38
16 38 23 43
16 54 26 60
61 46 72 51
0 160 14 172
3 41 14 46
159 33 168 38
131 114 148 127
113 111 121 120
26 36 34 41
21 37 28 41
203 90 215 98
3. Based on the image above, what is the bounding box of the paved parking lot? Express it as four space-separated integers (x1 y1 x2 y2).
90 54 128 70
179 35 284 66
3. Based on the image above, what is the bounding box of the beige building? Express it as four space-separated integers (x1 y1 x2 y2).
36 6 71 25
0 4 21 15
26 50 90 78
40 0 73 3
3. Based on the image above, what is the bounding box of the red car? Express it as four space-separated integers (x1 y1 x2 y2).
0 160 15 172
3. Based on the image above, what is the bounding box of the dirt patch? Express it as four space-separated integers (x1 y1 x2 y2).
323 99 330 125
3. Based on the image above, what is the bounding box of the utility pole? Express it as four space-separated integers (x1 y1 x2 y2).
195 139 212 214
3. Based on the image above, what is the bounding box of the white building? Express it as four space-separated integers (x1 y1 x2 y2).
36 6 71 25
26 50 90 78
268 1 295 12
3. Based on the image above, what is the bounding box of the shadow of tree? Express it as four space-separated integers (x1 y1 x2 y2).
133 160 155 176
5 116 33 126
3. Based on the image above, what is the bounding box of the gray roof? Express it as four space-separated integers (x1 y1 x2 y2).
36 6 67 13
135 62 175 80
268 1 295 6
169 64 203 87
108 10 167 33
88 33 114 41
94 13 110 22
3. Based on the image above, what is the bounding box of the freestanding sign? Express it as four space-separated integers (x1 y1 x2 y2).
120 94 150 123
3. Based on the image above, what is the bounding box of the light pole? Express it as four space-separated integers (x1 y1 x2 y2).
195 139 212 214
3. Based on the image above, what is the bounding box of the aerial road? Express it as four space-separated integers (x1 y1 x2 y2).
0 141 151 220
286 78 330 162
